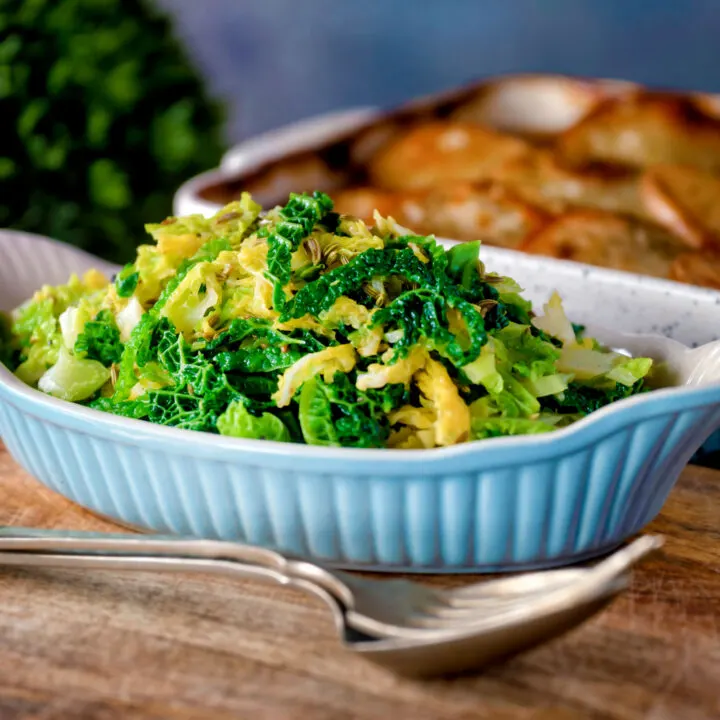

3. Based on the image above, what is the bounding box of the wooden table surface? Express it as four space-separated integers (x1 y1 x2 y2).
0 442 719 720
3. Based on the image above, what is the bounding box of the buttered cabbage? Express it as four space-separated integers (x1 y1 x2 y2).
0 192 653 448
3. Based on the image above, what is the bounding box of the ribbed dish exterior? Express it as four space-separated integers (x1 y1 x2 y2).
1 385 717 572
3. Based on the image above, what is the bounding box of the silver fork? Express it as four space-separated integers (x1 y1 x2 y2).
0 528 661 640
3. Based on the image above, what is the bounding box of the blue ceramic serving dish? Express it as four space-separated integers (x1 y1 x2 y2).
1 229 719 573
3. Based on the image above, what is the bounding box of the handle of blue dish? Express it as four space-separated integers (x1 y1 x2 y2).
0 527 356 607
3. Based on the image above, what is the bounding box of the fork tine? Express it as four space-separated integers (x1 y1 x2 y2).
397 569 587 612
438 570 585 606
412 594 554 620
411 577 612 621
438 535 663 606
403 575 631 630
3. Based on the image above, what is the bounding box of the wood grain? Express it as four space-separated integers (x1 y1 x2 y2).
0 441 718 720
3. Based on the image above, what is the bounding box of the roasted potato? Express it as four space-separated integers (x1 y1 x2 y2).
493 149 644 217
556 94 720 173
367 121 531 191
669 251 720 290
641 164 720 249
333 183 547 249
409 182 548 248
521 210 685 277
449 75 626 138
331 187 407 224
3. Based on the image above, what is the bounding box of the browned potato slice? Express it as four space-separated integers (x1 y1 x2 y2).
669 251 720 289
332 187 407 224
556 94 720 172
367 121 531 191
449 75 622 138
333 183 547 249
641 164 720 249
494 149 644 217
404 182 548 249
521 210 685 277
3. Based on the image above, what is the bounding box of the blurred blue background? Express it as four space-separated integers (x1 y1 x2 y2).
158 0 720 143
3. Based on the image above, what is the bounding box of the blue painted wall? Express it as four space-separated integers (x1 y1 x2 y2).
158 0 720 142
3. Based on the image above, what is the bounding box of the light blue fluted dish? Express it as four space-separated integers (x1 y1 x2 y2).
1 229 720 573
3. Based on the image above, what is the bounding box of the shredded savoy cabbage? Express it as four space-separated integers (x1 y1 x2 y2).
0 192 653 448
